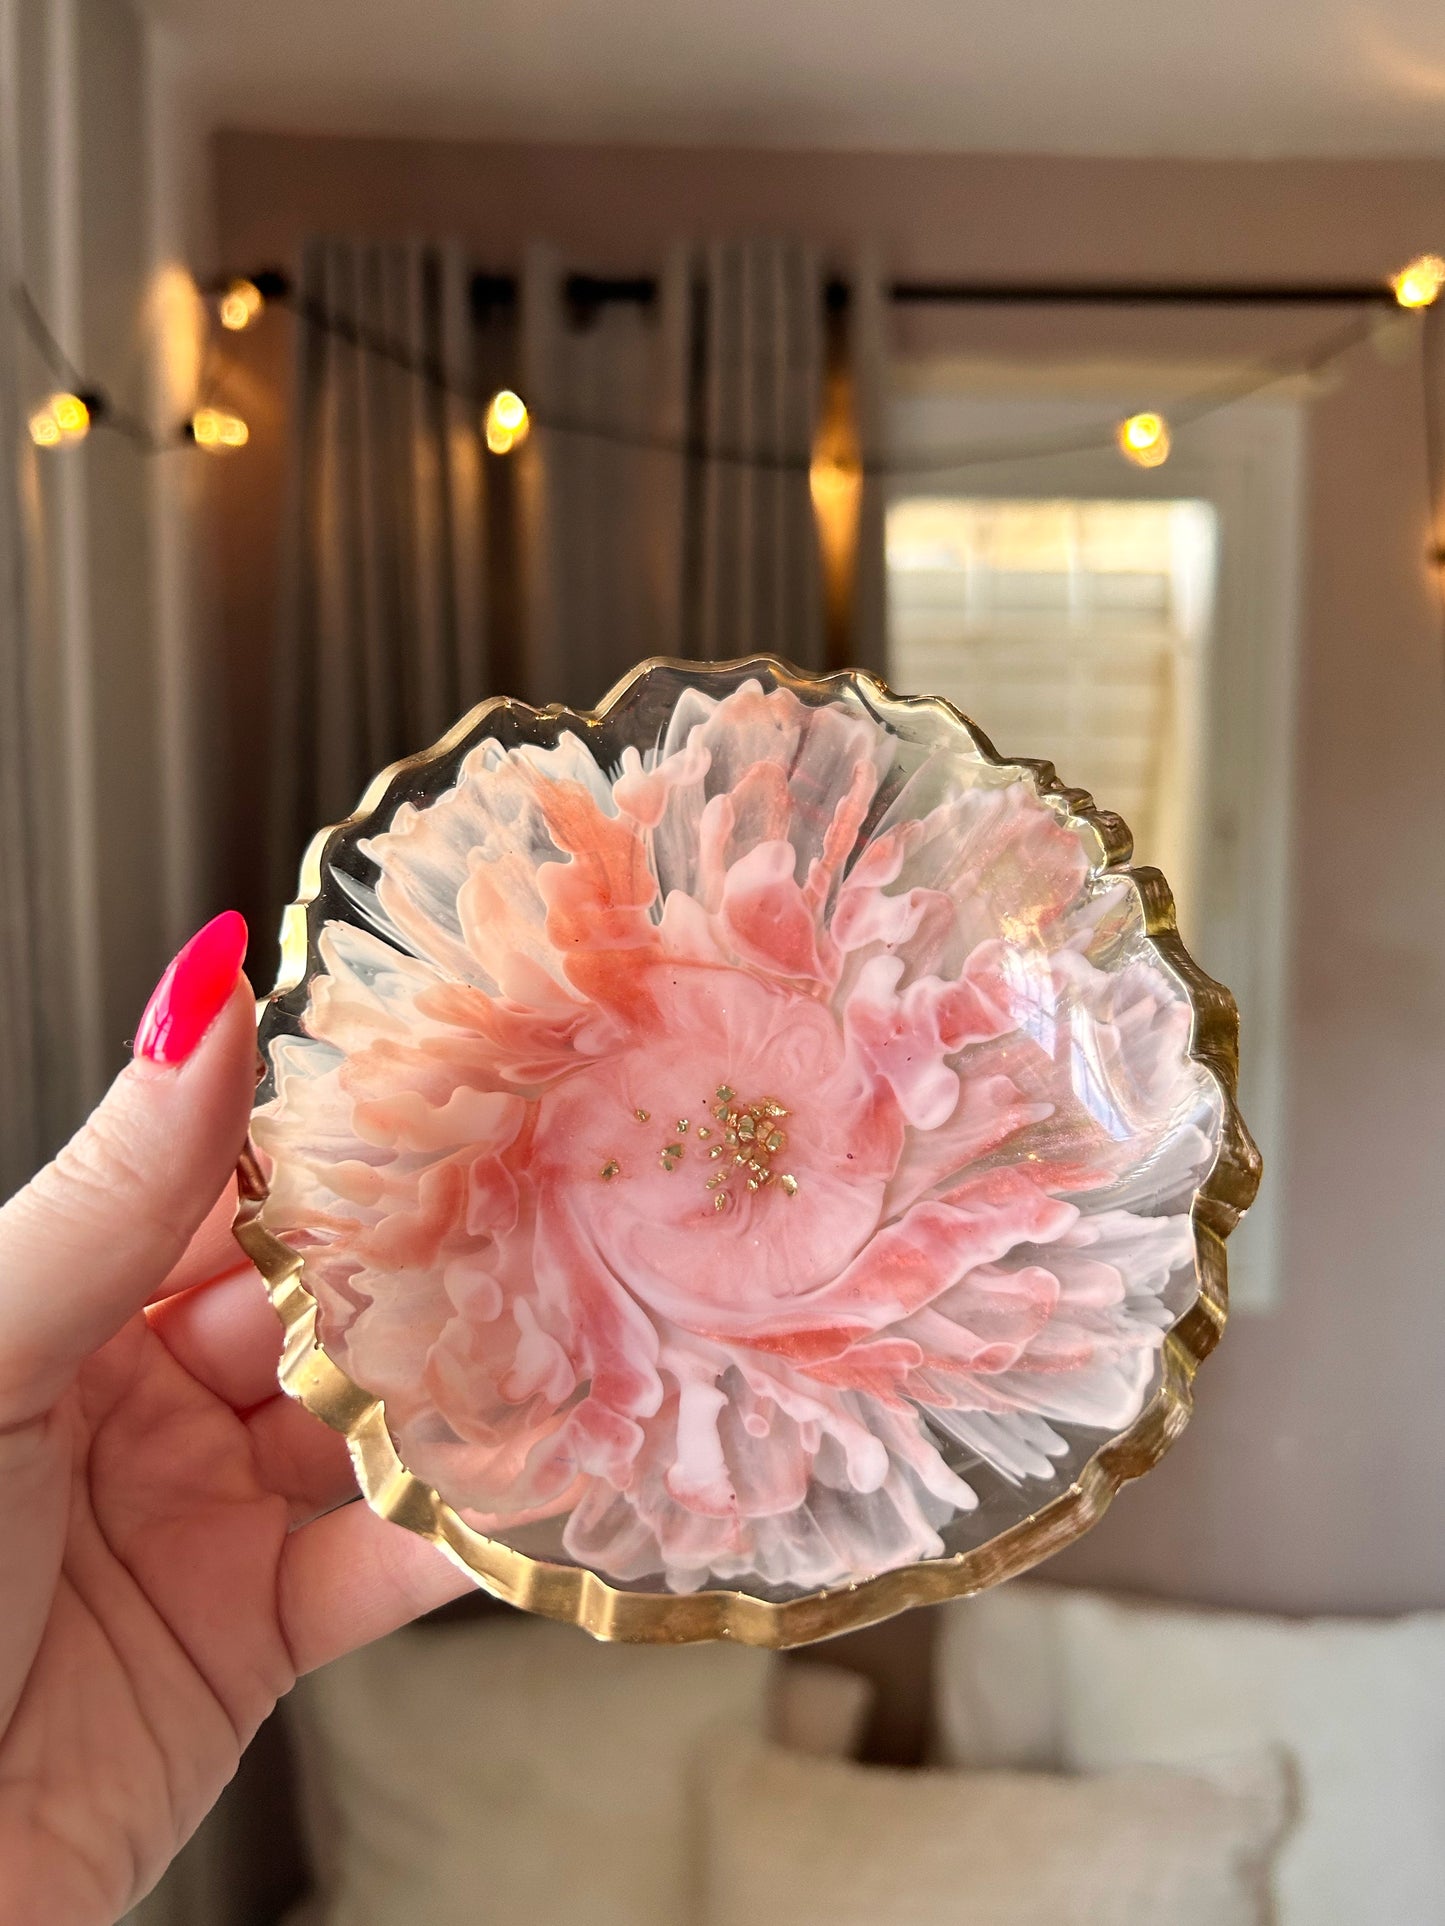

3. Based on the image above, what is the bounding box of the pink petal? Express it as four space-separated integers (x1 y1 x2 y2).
720 839 827 982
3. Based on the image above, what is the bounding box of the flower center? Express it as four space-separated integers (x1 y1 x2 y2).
596 1080 801 1216
702 1084 799 1212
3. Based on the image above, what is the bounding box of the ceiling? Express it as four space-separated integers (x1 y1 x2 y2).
146 0 1445 156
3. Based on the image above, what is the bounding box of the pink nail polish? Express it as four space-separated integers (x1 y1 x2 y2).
134 911 249 1066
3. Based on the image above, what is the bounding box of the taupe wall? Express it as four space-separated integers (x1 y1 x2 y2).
212 132 1445 1616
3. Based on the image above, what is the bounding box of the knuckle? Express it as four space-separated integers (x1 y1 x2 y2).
55 1112 145 1203
38 1111 148 1229
22 1096 187 1273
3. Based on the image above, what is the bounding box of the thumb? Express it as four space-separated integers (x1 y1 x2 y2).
0 912 256 1427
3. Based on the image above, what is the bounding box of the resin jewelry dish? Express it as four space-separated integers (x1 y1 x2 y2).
235 657 1258 1646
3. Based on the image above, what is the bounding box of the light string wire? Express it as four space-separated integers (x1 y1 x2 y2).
6 267 1395 478
16 264 1445 678
247 280 1445 680
11 279 240 454
13 260 1445 680
270 282 1382 479
14 283 171 452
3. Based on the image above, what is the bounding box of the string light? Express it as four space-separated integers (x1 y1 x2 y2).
484 389 529 454
809 451 863 511
218 277 266 331
1392 255 1445 311
0 267 1390 474
1115 411 1171 468
188 407 249 451
28 390 93 447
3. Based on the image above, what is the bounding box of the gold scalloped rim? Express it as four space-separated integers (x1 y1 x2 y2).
234 654 1259 1649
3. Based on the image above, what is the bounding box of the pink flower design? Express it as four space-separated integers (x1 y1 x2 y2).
255 671 1223 1595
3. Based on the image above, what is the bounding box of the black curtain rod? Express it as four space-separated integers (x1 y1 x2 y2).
886 280 1398 306
468 269 1400 315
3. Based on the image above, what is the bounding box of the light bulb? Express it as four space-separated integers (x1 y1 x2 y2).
808 452 862 510
218 278 265 331
29 392 90 446
1116 411 1170 469
485 389 529 453
1392 255 1445 310
190 407 249 450
51 392 90 436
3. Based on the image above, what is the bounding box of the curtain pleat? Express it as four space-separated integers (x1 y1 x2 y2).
844 252 891 681
273 239 509 897
438 244 488 719
519 242 691 708
0 59 78 1191
0 143 43 1195
692 239 824 666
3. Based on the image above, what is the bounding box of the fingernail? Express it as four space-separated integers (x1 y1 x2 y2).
134 911 249 1066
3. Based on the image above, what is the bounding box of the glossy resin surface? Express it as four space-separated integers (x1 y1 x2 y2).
243 658 1255 1637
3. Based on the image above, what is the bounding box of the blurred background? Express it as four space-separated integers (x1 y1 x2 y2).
4 0 1445 1921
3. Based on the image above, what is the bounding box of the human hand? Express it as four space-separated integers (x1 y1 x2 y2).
0 913 470 1925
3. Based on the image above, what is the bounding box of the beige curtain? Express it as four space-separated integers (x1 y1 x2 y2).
681 238 826 665
841 248 891 681
517 236 889 704
276 237 889 848
516 241 693 707
678 239 888 680
1 0 178 1197
0 68 43 1197
272 238 506 901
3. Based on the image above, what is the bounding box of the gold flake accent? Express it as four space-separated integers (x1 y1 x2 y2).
697 1126 712 1141
634 1108 650 1123
779 1173 799 1196
601 1159 621 1180
712 1193 728 1212
716 1084 735 1102
704 1088 801 1208
676 1119 690 1133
